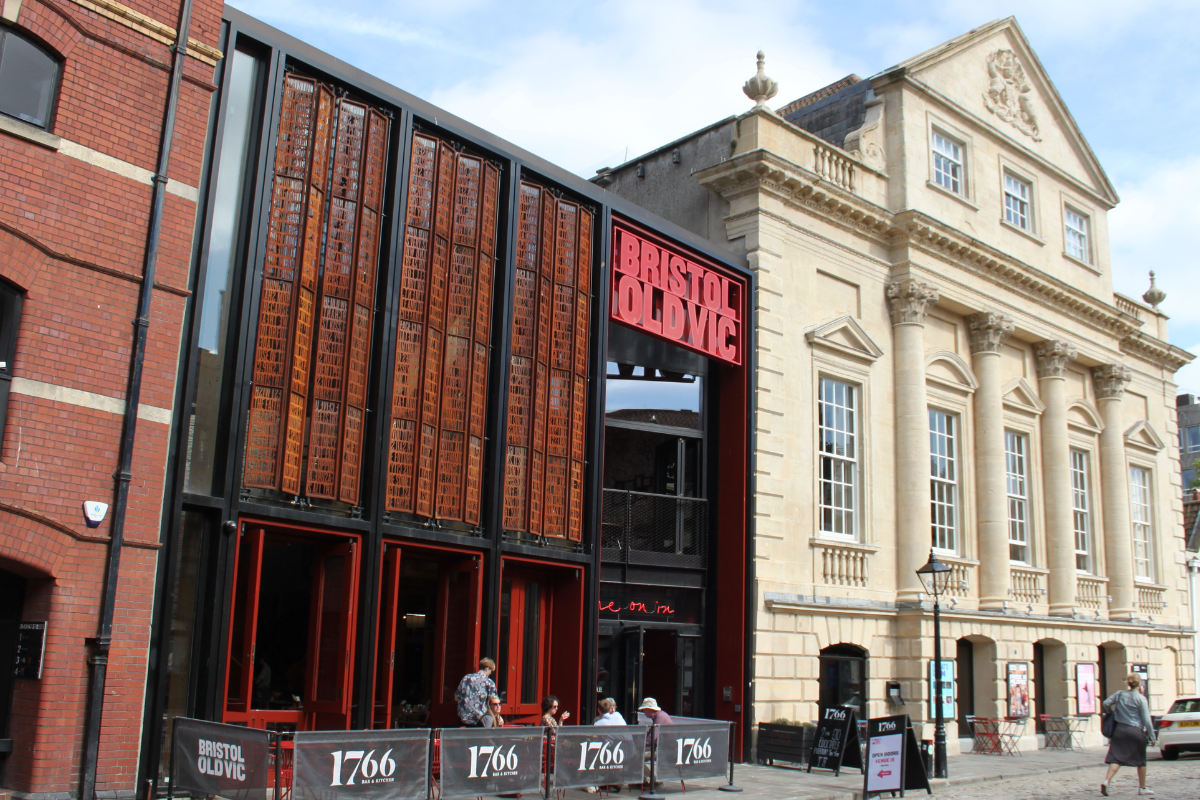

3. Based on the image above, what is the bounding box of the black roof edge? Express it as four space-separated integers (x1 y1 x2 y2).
782 78 871 122
591 116 739 177
222 4 750 275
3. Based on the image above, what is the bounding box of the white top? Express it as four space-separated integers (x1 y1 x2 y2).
594 710 627 726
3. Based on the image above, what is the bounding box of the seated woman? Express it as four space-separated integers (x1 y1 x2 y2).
541 695 571 728
481 695 505 728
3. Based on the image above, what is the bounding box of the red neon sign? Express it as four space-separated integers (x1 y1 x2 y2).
610 222 744 365
598 600 676 616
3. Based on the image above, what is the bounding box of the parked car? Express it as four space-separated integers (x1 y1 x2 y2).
1158 697 1200 760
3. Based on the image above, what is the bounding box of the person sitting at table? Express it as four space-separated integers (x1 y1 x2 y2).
481 695 504 728
594 697 626 726
541 695 571 728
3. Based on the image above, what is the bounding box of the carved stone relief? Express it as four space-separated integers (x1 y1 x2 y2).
844 91 885 171
983 49 1041 142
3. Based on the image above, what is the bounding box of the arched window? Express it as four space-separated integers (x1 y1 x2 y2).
0 26 60 129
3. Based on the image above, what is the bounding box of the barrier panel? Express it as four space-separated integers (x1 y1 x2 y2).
171 717 273 800
438 727 545 799
653 721 730 782
292 728 431 800
552 725 648 790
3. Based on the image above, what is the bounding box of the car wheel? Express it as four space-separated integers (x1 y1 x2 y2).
1161 746 1178 760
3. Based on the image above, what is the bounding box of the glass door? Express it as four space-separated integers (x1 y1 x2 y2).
373 545 402 728
620 626 643 723
305 541 359 729
497 574 550 721
431 558 482 725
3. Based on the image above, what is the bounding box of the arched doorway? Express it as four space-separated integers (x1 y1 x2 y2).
1099 641 1127 700
0 567 26 784
1161 647 1179 714
819 644 868 718
957 636 998 731
1033 639 1067 733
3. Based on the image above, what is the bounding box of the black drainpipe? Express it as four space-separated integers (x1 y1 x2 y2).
79 0 196 797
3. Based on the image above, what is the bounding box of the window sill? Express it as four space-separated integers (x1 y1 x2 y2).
1000 217 1045 245
1062 251 1100 275
809 536 879 552
926 180 978 210
0 113 61 151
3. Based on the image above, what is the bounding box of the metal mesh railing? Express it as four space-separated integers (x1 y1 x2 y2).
601 489 708 568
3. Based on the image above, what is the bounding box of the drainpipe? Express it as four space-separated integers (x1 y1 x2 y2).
79 1 196 798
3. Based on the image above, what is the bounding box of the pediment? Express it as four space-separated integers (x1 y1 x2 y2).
883 18 1118 206
1124 420 1165 453
1002 377 1044 415
805 315 884 363
1066 399 1103 434
926 350 977 393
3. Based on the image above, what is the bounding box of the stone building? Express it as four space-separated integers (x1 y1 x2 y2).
597 18 1196 749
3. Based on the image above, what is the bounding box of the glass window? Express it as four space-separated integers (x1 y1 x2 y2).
819 378 858 538
186 48 264 494
1064 207 1090 263
1130 466 1153 581
1005 431 1030 563
1186 425 1200 451
1071 449 1092 572
932 131 964 195
1004 173 1032 231
929 409 958 553
0 28 59 129
605 362 700 430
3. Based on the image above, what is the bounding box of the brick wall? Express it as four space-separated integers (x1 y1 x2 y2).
0 0 221 794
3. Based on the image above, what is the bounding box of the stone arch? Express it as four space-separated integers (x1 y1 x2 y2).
818 643 869 717
1066 399 1104 433
13 0 88 62
926 350 978 393
1098 640 1128 699
0 509 77 578
957 634 1001 724
0 228 45 295
1033 637 1068 726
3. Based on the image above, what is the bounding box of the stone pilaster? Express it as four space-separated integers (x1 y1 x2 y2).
887 279 940 602
1094 364 1135 620
968 312 1015 609
1035 340 1079 616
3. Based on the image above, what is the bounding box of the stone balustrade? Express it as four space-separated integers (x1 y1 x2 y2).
815 539 871 588
1010 566 1047 605
1137 584 1166 614
813 144 856 192
1077 576 1107 611
1113 293 1144 320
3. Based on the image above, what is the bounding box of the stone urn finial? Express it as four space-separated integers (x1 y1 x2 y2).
742 50 778 110
1142 270 1166 308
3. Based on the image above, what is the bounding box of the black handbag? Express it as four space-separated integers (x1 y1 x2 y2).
1101 710 1116 738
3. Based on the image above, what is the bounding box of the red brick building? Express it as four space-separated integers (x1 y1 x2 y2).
0 0 222 796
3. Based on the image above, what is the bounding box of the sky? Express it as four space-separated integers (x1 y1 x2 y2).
229 0 1200 395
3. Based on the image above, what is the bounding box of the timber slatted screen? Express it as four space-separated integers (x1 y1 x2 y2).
244 75 389 506
503 183 592 541
385 132 500 524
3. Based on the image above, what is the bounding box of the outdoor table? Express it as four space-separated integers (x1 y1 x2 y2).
1064 716 1089 750
998 716 1026 755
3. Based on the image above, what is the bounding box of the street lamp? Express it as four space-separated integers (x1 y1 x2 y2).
917 549 951 780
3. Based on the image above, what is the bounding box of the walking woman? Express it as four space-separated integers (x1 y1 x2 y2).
1100 673 1157 796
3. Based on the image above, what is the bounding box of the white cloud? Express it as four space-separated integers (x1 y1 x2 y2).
1108 155 1200 352
425 0 848 176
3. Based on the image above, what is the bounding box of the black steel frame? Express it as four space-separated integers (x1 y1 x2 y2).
137 8 756 797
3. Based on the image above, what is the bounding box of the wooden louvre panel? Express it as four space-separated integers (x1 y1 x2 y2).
502 182 592 540
385 134 500 520
244 78 389 506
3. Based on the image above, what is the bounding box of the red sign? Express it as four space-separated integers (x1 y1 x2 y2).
610 222 744 365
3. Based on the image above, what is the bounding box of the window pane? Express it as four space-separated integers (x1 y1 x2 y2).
1005 431 1029 563
520 582 541 705
932 132 964 195
187 49 264 493
0 31 58 128
1064 208 1089 262
819 379 858 537
930 409 958 552
605 362 701 429
1129 467 1153 580
1187 426 1200 451
1071 450 1091 572
1004 174 1031 230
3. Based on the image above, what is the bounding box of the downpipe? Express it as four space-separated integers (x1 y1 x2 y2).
79 1 196 798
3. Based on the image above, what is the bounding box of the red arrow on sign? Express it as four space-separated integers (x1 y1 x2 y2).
877 770 892 777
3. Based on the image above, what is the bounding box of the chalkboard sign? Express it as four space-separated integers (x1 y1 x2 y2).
13 622 45 679
807 706 861 776
862 715 930 798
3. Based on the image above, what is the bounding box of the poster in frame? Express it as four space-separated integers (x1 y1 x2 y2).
1076 663 1099 715
1007 662 1030 718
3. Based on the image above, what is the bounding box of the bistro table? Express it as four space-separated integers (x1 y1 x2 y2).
1064 716 1090 750
998 716 1026 755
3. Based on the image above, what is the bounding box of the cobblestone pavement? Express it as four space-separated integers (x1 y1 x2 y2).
926 756 1200 800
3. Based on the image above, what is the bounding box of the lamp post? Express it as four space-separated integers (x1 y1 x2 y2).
917 549 951 780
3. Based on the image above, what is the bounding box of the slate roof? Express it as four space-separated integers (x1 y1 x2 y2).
605 409 700 429
777 75 872 150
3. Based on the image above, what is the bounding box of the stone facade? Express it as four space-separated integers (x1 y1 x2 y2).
599 17 1196 750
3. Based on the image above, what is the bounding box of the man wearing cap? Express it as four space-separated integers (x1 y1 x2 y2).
638 698 673 786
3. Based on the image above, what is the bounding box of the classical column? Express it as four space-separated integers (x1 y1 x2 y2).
888 278 940 603
1094 364 1135 620
968 312 1015 610
1035 340 1079 616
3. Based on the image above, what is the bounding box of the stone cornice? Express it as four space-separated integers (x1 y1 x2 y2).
696 151 1193 373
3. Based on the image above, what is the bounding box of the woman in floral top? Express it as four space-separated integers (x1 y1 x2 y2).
540 695 570 727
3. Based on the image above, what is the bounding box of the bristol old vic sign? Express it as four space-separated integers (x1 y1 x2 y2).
610 220 745 365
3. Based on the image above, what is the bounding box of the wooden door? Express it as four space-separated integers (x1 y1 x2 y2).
223 527 265 720
498 573 551 721
305 541 360 728
373 544 402 728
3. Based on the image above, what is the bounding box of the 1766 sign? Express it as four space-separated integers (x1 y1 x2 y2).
610 221 744 365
